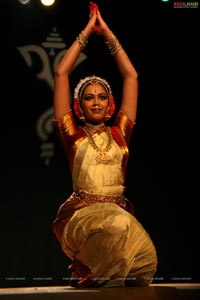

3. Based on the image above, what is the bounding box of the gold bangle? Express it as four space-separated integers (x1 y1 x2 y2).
76 30 88 50
105 33 121 56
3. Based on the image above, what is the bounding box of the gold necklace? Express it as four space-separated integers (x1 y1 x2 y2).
83 126 113 164
84 123 105 135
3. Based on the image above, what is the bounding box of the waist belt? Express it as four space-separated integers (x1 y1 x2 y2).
73 190 127 209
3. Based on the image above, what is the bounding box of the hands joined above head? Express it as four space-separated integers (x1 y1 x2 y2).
87 1 108 36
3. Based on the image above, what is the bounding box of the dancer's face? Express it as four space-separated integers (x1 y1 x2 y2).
80 83 109 124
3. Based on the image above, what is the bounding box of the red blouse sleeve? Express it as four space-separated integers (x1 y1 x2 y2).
114 111 135 147
54 111 86 171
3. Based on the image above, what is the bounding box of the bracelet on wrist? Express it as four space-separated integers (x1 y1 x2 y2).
105 33 121 56
76 30 88 50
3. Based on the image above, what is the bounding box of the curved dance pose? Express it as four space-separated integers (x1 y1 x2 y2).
53 2 157 288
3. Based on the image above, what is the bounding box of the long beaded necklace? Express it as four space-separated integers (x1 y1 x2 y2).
83 125 113 164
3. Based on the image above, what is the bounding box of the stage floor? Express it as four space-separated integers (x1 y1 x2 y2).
0 284 200 300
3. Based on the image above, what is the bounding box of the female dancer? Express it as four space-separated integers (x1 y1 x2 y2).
53 2 157 288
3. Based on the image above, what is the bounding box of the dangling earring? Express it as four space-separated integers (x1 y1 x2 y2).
80 115 86 121
105 106 111 118
79 105 86 121
74 98 86 122
104 95 115 121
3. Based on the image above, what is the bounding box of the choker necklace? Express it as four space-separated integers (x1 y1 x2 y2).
83 126 113 164
84 123 105 135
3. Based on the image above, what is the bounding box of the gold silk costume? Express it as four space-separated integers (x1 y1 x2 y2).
53 110 157 287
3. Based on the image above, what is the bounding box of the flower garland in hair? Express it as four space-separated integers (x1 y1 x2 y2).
74 75 112 100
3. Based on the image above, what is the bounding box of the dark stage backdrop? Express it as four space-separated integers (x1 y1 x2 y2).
1 0 199 288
